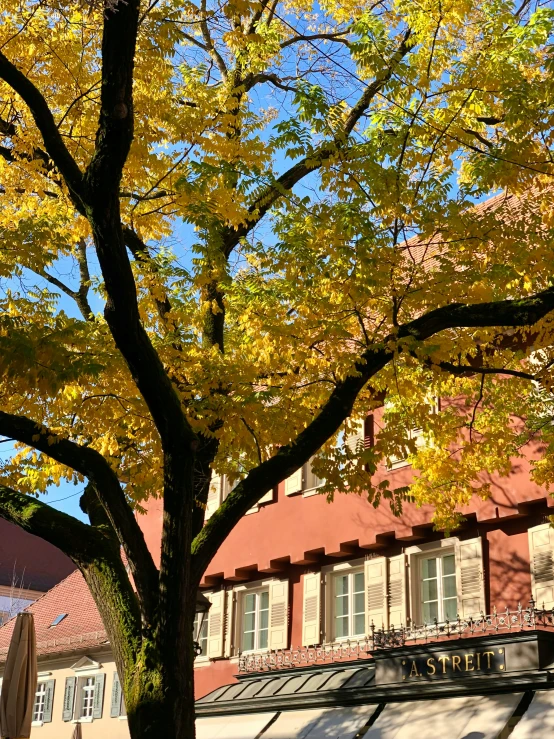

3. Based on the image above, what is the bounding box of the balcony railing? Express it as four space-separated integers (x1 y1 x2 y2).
238 600 554 673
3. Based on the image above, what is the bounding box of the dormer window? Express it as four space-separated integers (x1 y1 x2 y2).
49 613 67 627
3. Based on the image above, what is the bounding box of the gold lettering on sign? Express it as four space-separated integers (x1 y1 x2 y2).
452 655 462 672
483 651 495 669
476 652 481 669
409 661 421 678
465 654 474 671
438 655 450 674
426 657 436 675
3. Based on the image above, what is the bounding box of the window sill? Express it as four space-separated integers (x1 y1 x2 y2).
385 460 410 471
330 634 367 644
72 717 94 723
31 721 44 727
239 648 272 656
118 715 128 721
302 486 323 498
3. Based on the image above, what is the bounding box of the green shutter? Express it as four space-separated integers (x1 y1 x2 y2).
110 672 121 718
42 679 55 723
92 673 105 719
62 677 76 721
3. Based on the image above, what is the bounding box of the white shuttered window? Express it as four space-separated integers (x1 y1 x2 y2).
284 460 323 496
420 552 457 623
333 570 365 639
236 579 289 652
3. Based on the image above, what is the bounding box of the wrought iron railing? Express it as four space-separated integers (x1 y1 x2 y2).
238 600 554 673
372 599 554 648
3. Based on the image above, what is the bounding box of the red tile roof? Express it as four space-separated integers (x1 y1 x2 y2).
0 518 75 592
400 190 535 266
0 570 107 662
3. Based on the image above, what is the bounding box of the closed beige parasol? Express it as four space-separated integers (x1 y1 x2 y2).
71 722 82 739
0 613 37 739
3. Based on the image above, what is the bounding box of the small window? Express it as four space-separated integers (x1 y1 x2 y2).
386 427 424 469
303 459 324 493
193 612 209 656
333 570 365 639
284 458 324 497
80 676 96 719
222 475 239 499
241 589 269 651
49 613 67 627
33 682 47 723
420 552 457 623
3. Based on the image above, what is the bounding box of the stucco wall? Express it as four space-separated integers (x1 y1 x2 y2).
0 650 129 739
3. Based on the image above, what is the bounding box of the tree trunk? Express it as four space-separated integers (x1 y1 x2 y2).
124 629 196 739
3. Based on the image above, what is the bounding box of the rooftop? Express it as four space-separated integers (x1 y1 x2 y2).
0 569 107 662
0 518 75 592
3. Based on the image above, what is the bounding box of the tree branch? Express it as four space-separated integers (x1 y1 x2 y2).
280 30 351 49
0 484 142 675
243 72 298 93
0 54 85 211
220 30 414 257
433 360 534 381
123 226 173 328
0 410 158 621
191 285 554 580
199 0 228 80
0 483 108 566
75 238 93 319
40 242 93 322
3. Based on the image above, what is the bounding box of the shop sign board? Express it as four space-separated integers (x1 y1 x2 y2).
401 646 505 681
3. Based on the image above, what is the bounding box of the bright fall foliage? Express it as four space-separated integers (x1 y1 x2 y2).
0 0 554 736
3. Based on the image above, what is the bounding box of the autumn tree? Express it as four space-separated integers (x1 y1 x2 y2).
0 0 554 736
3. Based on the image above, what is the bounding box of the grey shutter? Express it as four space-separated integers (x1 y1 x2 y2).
62 677 76 721
43 680 55 723
92 673 105 719
110 672 121 718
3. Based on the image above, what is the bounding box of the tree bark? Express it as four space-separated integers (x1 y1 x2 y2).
122 632 196 739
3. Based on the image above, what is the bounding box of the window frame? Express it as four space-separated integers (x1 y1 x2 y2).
385 426 424 470
239 586 270 653
321 558 365 644
406 539 460 626
383 397 440 470
331 567 366 641
77 675 96 721
193 609 209 661
419 550 457 624
32 681 47 725
66 668 104 723
302 458 324 497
